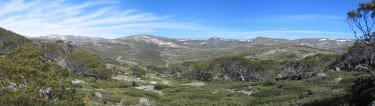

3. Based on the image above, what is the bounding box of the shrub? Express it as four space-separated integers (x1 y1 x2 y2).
154 84 170 90
66 51 112 79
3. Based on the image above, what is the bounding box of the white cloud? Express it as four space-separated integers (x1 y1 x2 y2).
0 0 207 38
205 30 353 39
279 14 343 21
249 14 344 23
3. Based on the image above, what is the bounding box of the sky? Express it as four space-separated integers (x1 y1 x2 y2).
0 0 370 39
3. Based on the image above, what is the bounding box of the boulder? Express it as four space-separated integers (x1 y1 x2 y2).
335 67 341 71
139 97 151 106
39 87 52 99
94 92 102 99
71 79 85 84
333 77 342 83
316 73 327 77
150 81 157 85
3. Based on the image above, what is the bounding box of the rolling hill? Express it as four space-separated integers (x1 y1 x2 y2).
31 34 354 66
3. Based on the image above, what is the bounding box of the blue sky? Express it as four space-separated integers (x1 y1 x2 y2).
0 0 370 39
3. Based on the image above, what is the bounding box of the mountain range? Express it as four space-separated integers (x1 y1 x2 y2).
30 34 354 66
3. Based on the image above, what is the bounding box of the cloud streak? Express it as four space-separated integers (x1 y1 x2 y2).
204 30 353 39
248 14 344 24
278 14 343 21
0 0 207 38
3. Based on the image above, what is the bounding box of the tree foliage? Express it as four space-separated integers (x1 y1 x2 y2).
129 66 147 77
281 54 340 80
347 0 375 41
66 51 112 79
346 0 375 69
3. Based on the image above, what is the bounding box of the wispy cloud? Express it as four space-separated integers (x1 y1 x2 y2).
278 14 343 21
205 30 353 39
0 0 207 38
249 14 344 23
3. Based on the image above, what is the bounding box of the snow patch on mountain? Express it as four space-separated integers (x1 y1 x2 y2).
318 38 328 41
128 35 186 48
336 39 351 42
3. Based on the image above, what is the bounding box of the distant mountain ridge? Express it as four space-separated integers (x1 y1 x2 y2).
31 34 355 66
30 34 354 48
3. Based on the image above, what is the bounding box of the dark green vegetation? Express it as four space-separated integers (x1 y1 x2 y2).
161 53 341 82
0 28 111 105
0 44 83 105
66 51 111 79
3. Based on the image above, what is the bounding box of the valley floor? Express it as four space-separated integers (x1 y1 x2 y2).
72 71 361 106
